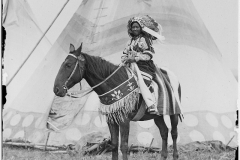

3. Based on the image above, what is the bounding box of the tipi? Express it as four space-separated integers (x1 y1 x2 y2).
3 0 237 148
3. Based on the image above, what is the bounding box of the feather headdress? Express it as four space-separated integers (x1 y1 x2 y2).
127 15 165 42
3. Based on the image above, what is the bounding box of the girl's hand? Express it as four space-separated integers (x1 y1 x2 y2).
121 55 128 63
125 57 136 63
128 51 137 57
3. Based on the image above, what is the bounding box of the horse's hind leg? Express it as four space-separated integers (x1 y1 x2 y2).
119 118 130 160
154 116 169 160
108 121 119 160
170 114 179 160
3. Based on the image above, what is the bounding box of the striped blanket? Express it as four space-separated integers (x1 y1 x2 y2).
130 66 183 121
154 67 182 116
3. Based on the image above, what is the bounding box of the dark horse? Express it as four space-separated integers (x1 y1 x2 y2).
54 43 180 160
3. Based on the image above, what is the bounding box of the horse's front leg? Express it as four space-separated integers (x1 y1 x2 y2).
170 114 179 160
154 116 168 160
119 118 130 160
108 120 119 160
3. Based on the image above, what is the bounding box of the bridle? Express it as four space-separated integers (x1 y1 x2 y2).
62 53 124 98
62 54 84 91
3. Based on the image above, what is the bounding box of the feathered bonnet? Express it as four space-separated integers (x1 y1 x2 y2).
127 15 165 42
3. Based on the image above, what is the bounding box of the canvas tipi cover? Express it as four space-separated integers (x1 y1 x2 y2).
3 0 237 147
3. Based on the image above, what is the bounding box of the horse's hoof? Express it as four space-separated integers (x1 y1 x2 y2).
173 154 179 160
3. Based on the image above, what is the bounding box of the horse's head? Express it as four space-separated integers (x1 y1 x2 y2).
53 43 85 97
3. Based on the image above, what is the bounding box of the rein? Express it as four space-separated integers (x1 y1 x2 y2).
64 54 124 98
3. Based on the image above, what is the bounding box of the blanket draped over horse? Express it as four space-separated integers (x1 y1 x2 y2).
98 65 182 123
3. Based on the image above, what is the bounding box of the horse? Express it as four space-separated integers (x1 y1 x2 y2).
54 43 181 160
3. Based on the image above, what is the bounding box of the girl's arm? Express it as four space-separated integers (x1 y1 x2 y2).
134 37 153 61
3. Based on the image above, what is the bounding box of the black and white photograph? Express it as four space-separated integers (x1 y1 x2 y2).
2 0 238 159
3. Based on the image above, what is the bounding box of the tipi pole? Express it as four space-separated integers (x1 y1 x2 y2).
6 0 70 86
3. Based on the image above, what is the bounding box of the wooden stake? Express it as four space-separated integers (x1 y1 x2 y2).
3 142 65 151
44 131 51 151
49 151 67 154
147 138 154 152
100 148 108 155
3 142 34 147
24 127 28 149
128 143 133 152
226 135 235 150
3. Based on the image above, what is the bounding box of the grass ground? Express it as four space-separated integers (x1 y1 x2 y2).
3 145 236 160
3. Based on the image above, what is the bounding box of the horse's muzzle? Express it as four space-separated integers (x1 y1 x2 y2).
53 86 66 97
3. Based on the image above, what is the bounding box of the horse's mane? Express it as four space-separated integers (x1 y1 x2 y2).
82 53 128 87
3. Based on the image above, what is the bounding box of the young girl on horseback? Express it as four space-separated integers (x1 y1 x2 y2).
121 15 165 113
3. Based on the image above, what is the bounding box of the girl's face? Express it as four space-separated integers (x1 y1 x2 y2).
131 22 141 36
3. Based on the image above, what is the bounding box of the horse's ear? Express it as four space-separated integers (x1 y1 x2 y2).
76 43 83 56
78 42 83 52
69 43 75 53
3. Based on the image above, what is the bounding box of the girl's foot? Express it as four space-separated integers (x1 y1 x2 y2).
148 105 158 114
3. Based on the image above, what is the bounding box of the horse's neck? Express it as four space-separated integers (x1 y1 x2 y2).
85 76 112 95
83 55 118 95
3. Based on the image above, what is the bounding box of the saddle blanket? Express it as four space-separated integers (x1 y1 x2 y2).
127 66 182 120
99 76 138 105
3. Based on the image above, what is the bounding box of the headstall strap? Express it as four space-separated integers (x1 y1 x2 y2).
68 54 77 59
64 53 91 98
63 54 80 95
